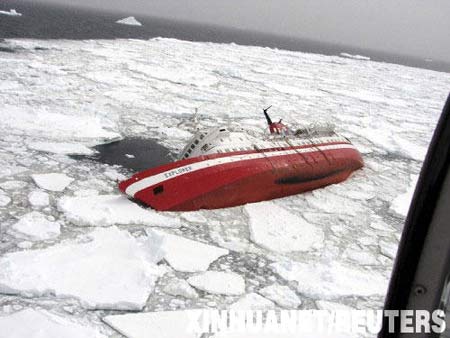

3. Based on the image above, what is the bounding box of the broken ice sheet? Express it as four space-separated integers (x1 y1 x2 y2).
58 194 181 227
0 227 165 310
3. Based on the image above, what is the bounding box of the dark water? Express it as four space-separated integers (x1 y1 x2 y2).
1 0 449 73
72 138 175 172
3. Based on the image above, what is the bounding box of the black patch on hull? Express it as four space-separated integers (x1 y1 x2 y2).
275 169 345 185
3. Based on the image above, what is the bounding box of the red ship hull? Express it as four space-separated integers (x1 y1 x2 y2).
118 142 363 211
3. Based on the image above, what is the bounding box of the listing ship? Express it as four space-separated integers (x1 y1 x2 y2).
119 107 364 211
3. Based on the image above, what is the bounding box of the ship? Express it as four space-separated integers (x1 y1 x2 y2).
119 107 363 211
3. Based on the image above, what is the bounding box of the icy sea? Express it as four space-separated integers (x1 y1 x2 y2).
0 38 449 338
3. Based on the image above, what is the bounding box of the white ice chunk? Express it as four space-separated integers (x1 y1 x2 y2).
0 180 27 190
31 173 74 192
245 202 324 252
27 141 95 155
258 284 302 309
379 240 398 260
28 190 50 207
390 175 418 217
104 310 201 338
0 192 11 207
58 194 181 227
316 300 354 311
10 211 60 241
0 308 106 338
272 259 388 299
340 52 370 61
163 278 199 299
116 16 142 26
0 9 22 17
148 229 228 272
229 292 275 310
187 271 245 295
0 227 164 310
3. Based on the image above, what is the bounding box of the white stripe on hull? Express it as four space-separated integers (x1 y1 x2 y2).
125 143 356 197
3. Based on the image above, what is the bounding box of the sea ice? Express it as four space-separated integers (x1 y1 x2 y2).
116 16 142 26
58 194 181 227
258 284 302 309
148 229 229 272
103 310 201 338
390 175 419 217
315 300 354 311
229 292 275 310
272 259 389 299
10 211 60 241
379 240 398 260
0 227 164 310
340 52 370 61
163 278 199 299
187 271 245 296
31 173 74 192
245 202 324 252
0 9 22 17
0 308 106 338
0 180 27 190
28 190 50 207
27 141 95 155
0 192 11 207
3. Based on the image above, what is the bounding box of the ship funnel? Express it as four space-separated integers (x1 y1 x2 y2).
263 105 273 126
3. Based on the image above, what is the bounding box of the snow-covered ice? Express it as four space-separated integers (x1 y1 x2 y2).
0 308 106 338
340 52 370 61
31 173 74 192
9 211 60 240
58 194 181 227
229 292 275 310
0 9 22 17
245 201 324 252
27 141 95 155
0 36 449 335
272 259 389 299
258 284 302 309
0 227 164 310
28 190 50 207
148 229 229 272
116 16 142 26
104 310 201 338
188 271 246 295
390 175 419 217
163 278 199 299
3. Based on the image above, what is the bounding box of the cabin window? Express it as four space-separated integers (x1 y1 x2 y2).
187 149 192 154
194 140 199 144
153 185 164 195
199 134 205 139
184 154 188 158
219 128 226 132
190 144 195 149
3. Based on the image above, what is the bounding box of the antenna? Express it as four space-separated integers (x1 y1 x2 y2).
263 105 273 125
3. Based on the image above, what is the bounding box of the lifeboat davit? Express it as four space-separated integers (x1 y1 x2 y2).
119 107 363 211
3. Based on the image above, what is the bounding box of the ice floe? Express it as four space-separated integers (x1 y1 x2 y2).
258 284 302 309
163 278 199 299
27 141 95 155
0 9 22 17
340 52 370 61
245 202 324 252
116 16 143 26
0 227 164 310
272 259 389 299
229 292 275 310
9 211 60 240
31 173 74 192
0 192 11 206
390 175 418 217
188 271 245 296
58 194 181 227
104 310 201 338
28 190 50 207
0 308 106 338
149 229 229 272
